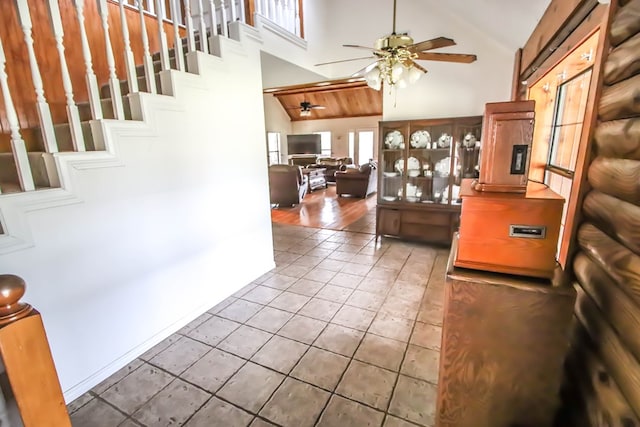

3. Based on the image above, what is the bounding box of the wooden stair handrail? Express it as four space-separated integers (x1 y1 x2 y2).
0 275 71 426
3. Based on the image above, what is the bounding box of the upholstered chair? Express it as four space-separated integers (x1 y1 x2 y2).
268 165 308 206
335 161 378 198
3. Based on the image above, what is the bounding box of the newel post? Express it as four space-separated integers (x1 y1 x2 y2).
0 275 71 426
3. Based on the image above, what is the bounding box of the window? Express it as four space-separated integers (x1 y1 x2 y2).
547 69 592 175
267 132 281 165
313 131 332 156
348 132 355 160
357 130 375 165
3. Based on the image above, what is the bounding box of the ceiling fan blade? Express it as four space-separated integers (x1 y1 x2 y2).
343 44 376 50
315 56 376 66
415 52 477 63
407 60 428 74
351 61 380 77
310 105 326 109
407 37 456 53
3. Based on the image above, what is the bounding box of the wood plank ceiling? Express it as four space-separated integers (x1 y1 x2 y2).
264 78 383 121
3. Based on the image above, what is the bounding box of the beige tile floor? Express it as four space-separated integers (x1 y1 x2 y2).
68 223 448 427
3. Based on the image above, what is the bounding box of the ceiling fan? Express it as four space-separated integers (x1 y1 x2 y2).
315 0 477 90
287 100 326 117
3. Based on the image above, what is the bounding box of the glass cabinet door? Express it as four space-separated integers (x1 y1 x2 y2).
406 124 453 205
452 122 482 205
379 126 406 202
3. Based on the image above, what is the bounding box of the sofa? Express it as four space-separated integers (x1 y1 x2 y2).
335 161 378 198
268 164 308 207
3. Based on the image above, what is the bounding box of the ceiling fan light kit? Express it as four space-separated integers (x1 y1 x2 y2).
317 0 476 92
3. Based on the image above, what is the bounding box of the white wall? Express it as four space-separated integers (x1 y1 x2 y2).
302 0 514 119
292 116 382 160
0 26 274 401
263 95 293 162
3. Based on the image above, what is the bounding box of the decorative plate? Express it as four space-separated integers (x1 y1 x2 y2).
385 130 404 149
438 133 452 148
435 157 451 176
410 130 431 148
407 156 421 171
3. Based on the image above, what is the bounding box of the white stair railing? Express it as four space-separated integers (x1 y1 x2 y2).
97 0 125 120
170 0 185 71
229 0 237 21
256 0 300 36
137 0 157 93
0 39 35 192
46 0 85 152
208 0 219 37
218 0 228 37
196 0 209 53
15 0 58 154
119 0 139 94
155 0 171 71
73 0 103 120
183 0 197 53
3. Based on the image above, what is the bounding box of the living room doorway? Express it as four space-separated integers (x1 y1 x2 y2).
349 129 376 165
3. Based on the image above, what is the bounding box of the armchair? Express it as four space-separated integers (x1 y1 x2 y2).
335 161 378 198
268 165 308 207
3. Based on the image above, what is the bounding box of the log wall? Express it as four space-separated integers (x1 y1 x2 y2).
559 0 640 423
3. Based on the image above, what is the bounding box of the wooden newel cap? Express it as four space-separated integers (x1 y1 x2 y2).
0 274 32 325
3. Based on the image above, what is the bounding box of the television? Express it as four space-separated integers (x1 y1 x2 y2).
287 134 321 155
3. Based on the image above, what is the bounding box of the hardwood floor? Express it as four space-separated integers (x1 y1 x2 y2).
270 185 377 232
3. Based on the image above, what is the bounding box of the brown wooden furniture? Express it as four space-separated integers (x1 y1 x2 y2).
335 162 377 198
268 165 308 207
376 116 482 244
472 100 535 193
0 275 71 427
456 179 564 278
301 167 327 192
436 237 576 427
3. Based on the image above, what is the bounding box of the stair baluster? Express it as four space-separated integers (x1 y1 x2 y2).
73 0 103 120
293 0 300 36
97 0 126 120
183 0 197 54
137 0 157 93
46 0 85 152
0 39 35 192
254 0 261 16
196 0 209 53
170 0 185 71
229 0 237 22
155 0 171 71
238 0 245 24
284 0 293 34
14 0 58 154
208 0 219 37
119 0 139 94
275 0 283 28
219 0 228 37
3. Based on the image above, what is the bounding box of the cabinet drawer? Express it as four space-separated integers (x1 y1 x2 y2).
401 223 452 242
402 210 451 226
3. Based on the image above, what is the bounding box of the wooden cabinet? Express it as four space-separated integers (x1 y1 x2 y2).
437 236 576 427
376 116 482 244
473 100 535 193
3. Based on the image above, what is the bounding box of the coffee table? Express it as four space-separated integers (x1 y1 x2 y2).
302 168 327 192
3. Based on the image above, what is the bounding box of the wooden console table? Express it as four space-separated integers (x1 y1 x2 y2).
436 235 576 427
302 168 327 192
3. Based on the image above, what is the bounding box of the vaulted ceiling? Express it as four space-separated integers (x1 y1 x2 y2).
264 78 382 121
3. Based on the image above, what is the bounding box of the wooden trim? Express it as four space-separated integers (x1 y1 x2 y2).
559 5 614 269
244 0 256 27
526 6 606 87
521 0 599 81
297 0 304 39
511 48 523 101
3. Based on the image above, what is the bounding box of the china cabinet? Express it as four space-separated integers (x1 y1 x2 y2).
376 116 482 244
